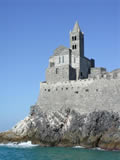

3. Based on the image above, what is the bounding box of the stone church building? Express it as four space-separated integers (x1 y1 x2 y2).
46 22 95 83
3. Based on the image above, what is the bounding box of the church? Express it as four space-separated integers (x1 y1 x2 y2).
46 22 95 83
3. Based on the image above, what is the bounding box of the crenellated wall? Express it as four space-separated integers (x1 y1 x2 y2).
37 76 120 114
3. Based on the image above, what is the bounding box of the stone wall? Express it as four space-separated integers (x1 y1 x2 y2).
46 65 77 83
80 57 91 78
71 53 80 68
37 77 120 114
89 68 107 78
46 65 70 83
69 66 76 80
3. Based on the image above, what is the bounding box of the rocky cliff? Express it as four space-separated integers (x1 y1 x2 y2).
1 106 120 150
0 70 120 150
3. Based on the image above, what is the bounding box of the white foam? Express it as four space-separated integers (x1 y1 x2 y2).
94 147 119 152
93 147 106 151
96 147 106 151
0 141 38 148
73 146 85 149
73 146 106 151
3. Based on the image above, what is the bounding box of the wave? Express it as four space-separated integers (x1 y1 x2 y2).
73 146 106 151
0 141 38 148
94 147 120 152
93 147 106 151
73 146 85 149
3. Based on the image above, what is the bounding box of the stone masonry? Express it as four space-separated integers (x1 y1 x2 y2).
46 22 95 83
37 22 120 114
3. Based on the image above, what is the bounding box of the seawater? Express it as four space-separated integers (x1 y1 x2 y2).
0 142 120 160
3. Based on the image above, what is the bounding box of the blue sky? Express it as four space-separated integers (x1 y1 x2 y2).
0 0 120 131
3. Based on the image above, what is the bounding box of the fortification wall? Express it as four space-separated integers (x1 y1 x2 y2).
37 77 120 114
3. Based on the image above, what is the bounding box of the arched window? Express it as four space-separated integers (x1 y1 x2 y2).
59 57 61 63
62 56 64 63
72 45 77 50
72 36 77 41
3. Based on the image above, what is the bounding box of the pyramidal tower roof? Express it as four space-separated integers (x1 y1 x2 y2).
72 21 80 32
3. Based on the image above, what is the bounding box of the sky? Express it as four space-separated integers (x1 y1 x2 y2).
0 0 120 131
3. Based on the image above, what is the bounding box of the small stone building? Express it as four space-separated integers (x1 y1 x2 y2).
46 22 95 83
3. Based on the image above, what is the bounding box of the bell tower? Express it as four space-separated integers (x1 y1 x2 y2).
70 21 84 57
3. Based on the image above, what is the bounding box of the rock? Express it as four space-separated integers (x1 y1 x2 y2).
1 106 120 150
0 131 28 143
98 128 120 150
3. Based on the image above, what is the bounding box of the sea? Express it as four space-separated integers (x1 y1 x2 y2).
0 141 120 160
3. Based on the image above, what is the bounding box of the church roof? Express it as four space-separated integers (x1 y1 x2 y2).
52 45 69 56
72 21 80 32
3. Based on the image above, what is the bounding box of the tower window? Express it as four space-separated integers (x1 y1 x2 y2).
62 56 64 63
72 45 77 50
72 36 77 41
